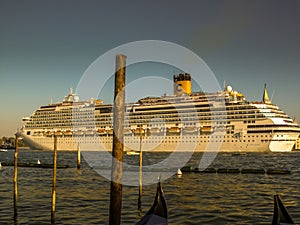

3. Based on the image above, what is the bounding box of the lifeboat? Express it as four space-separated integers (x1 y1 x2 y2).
148 127 162 135
45 131 54 137
54 130 63 136
167 127 181 133
124 128 132 135
85 130 96 136
33 131 43 136
74 130 84 136
133 128 144 135
182 126 198 134
107 129 114 135
63 130 73 136
200 126 214 133
97 129 107 135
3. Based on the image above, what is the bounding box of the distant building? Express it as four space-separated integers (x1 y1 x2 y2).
0 137 14 148
0 136 28 148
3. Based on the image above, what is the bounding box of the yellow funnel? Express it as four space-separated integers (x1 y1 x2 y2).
174 73 192 96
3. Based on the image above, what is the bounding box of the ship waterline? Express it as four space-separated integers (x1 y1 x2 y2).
19 74 300 152
18 130 298 152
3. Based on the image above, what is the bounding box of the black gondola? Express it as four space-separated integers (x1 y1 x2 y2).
136 182 168 225
272 194 295 225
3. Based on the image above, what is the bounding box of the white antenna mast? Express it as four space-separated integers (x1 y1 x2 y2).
271 89 275 101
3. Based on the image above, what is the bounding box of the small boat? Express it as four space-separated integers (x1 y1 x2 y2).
126 151 140 156
231 152 247 156
272 194 295 225
176 169 182 175
136 181 168 225
0 144 14 149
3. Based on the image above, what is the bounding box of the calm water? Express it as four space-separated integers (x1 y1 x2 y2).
1 149 300 224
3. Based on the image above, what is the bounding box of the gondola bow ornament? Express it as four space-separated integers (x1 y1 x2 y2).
272 194 295 225
136 182 168 225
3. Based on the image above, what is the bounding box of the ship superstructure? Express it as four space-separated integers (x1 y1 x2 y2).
19 74 300 152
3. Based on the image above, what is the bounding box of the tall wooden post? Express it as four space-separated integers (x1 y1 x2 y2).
77 144 81 169
138 125 143 210
51 136 57 224
13 134 18 221
109 54 126 225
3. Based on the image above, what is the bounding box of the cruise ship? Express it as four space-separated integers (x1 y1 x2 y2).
18 74 300 152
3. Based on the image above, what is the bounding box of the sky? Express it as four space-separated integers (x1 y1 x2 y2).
1 0 300 137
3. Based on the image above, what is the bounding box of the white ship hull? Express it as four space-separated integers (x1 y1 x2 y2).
18 130 298 152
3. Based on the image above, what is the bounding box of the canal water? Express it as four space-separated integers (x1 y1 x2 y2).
0 149 300 224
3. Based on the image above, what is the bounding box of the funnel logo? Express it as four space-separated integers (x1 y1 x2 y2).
74 40 226 186
175 83 183 92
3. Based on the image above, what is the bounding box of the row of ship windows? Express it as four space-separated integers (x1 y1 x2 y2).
44 139 293 145
56 139 264 144
29 113 270 121
31 132 279 139
56 134 274 140
33 113 94 117
34 107 286 117
29 112 271 120
31 114 278 123
25 117 262 128
32 109 287 119
31 113 266 120
35 108 258 116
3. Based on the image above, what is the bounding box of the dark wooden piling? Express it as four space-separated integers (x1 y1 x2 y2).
184 166 291 175
13 134 18 222
51 136 57 223
109 54 126 225
138 125 143 210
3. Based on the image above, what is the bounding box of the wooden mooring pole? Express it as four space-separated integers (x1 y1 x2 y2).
77 144 81 169
51 136 57 224
13 134 19 221
138 125 143 210
109 54 126 225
